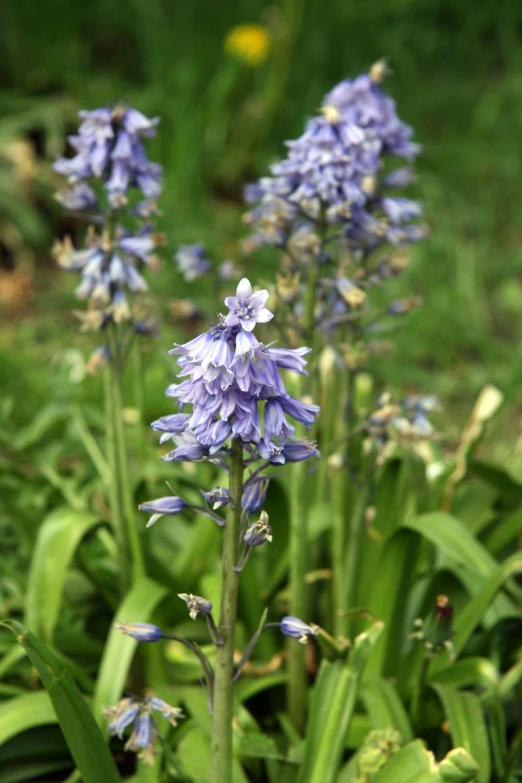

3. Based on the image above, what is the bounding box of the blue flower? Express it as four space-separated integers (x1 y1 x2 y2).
55 183 98 211
52 226 160 322
200 487 231 510
104 693 184 765
153 278 319 461
279 616 318 644
138 496 187 527
224 278 274 332
104 697 139 738
114 622 164 642
175 244 211 282
242 477 269 513
148 696 185 726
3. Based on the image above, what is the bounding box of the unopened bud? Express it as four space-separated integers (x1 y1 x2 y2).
369 58 391 83
321 104 341 124
244 510 272 547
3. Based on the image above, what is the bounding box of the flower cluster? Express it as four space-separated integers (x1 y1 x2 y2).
52 227 161 329
365 392 437 463
52 104 163 339
54 106 162 210
149 277 319 466
104 693 184 765
244 61 424 249
140 278 319 538
242 63 427 340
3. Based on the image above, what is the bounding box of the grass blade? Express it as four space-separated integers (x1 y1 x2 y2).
0 691 57 745
433 684 490 783
300 622 383 783
25 507 101 641
362 678 414 742
0 620 122 783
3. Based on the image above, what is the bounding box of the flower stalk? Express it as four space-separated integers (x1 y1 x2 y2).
211 439 244 783
106 325 145 585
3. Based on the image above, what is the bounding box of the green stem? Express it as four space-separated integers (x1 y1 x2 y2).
287 216 327 730
287 454 308 731
107 326 145 585
133 337 147 473
411 653 431 727
104 356 128 591
212 439 244 783
332 466 346 638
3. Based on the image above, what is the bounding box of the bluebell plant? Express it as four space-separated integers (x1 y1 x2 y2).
114 277 321 780
52 104 165 587
240 61 433 725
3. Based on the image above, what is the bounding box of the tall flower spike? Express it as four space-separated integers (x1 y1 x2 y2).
243 62 426 262
53 105 163 331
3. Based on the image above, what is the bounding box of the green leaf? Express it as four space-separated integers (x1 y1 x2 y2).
364 530 419 678
0 620 121 783
176 725 248 783
371 740 437 783
403 512 515 623
299 622 383 783
362 678 414 742
25 507 102 641
0 691 57 744
433 685 490 783
452 551 522 657
429 658 498 691
236 673 286 703
92 577 168 723
238 732 285 761
371 741 480 783
482 506 522 556
403 512 498 578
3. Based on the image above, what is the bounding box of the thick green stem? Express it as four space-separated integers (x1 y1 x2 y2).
107 327 145 585
212 439 244 783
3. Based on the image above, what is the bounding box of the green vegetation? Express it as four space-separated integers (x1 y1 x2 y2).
1 1 522 781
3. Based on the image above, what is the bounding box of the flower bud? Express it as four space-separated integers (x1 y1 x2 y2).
114 622 163 642
244 510 272 547
279 616 318 644
178 593 213 621
139 496 187 528
200 486 231 510
242 477 269 514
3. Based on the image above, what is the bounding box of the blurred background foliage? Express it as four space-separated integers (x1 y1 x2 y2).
1 0 522 448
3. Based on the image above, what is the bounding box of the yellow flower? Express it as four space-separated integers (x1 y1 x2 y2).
224 24 270 67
